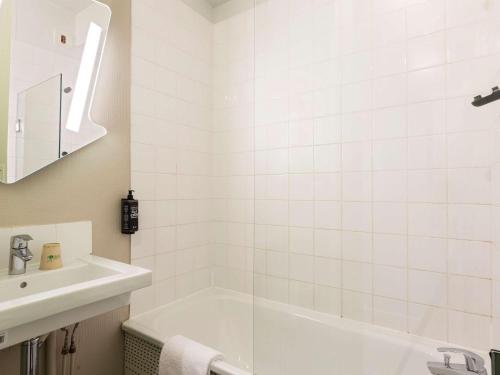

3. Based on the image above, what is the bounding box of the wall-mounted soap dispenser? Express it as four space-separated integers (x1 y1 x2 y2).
121 190 139 234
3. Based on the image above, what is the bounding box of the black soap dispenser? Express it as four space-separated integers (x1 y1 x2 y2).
121 190 139 234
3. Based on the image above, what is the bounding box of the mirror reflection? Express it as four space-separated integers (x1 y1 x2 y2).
0 0 111 184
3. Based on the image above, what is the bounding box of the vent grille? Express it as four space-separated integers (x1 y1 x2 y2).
124 332 161 375
124 332 220 375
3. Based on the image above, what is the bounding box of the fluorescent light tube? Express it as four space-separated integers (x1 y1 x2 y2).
66 22 102 133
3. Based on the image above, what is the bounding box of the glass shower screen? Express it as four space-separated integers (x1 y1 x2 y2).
249 0 500 374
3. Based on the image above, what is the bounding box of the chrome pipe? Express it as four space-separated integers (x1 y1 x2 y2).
20 337 40 375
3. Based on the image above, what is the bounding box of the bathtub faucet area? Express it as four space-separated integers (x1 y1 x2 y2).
427 348 487 375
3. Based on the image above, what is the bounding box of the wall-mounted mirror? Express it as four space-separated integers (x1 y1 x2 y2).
0 0 111 184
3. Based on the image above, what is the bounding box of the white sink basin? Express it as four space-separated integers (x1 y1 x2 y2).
0 255 151 348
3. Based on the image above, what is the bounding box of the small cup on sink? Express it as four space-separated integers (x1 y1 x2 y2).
39 243 63 270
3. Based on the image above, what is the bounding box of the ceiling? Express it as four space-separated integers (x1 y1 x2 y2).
206 0 232 7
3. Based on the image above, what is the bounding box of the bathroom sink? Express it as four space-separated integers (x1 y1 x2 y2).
0 255 151 348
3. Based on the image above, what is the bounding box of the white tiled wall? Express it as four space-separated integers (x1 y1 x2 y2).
0 221 92 269
130 0 213 315
211 7 255 294
213 0 500 350
132 0 500 351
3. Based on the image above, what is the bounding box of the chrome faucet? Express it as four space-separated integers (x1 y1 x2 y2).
9 234 33 275
428 348 487 375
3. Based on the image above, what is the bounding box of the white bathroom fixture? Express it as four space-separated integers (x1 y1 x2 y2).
123 288 491 375
0 255 152 349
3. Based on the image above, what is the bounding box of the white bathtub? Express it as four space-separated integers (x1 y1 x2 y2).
123 288 491 375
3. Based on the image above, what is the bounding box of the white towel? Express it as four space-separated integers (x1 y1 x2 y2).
159 335 224 375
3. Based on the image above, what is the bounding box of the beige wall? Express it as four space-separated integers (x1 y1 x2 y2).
0 0 12 180
0 0 131 373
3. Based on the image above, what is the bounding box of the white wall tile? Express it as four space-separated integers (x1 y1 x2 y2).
315 116 342 145
315 201 342 229
374 296 407 331
290 254 314 282
408 203 447 237
374 9 406 47
372 106 407 140
343 172 372 202
342 142 372 171
373 234 407 268
408 66 446 103
407 32 446 71
343 231 372 263
374 43 406 78
408 135 447 170
448 132 492 168
446 0 500 28
314 229 342 259
408 170 447 203
132 228 156 259
373 203 407 234
408 100 446 137
373 139 407 171
448 239 491 278
408 237 447 273
373 171 407 202
448 204 491 241
342 81 372 112
289 227 314 255
315 173 342 201
407 0 445 38
290 280 315 309
290 174 314 200
408 270 447 307
342 202 372 232
267 251 289 278
290 147 314 173
373 74 407 109
448 310 491 350
374 265 407 300
448 275 491 315
408 303 447 341
314 257 341 288
290 201 315 228
314 145 342 173
342 112 372 143
342 290 373 323
343 261 373 294
315 285 341 315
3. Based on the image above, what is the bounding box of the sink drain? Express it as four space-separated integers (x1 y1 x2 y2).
20 282 27 289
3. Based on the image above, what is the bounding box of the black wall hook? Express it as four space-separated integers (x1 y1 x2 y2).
472 86 500 107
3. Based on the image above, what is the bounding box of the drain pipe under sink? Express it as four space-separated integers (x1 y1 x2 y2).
69 323 79 375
